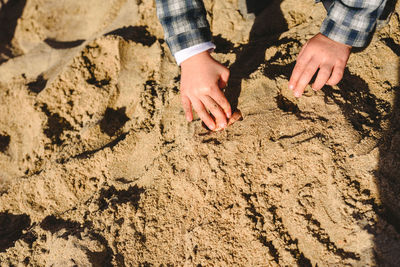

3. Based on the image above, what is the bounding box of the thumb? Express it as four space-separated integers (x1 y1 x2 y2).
218 68 230 89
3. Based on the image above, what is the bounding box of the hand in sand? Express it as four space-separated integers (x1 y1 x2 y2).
289 33 351 97
202 109 243 131
180 51 231 131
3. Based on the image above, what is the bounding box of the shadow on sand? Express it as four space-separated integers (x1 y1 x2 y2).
224 0 400 265
0 0 27 63
223 0 289 111
375 0 400 260
0 0 399 264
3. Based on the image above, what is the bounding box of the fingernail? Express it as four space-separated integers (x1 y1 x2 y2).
289 84 294 90
209 124 215 130
226 112 231 119
294 91 301 98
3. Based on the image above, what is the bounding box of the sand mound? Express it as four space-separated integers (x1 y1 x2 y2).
1 0 400 265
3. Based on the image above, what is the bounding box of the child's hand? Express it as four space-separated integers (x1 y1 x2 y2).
289 33 351 97
180 51 231 131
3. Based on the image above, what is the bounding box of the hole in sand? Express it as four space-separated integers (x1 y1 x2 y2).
0 133 10 153
100 107 129 137
41 104 73 145
275 94 299 114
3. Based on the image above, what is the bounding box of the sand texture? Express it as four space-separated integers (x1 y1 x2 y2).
0 0 400 266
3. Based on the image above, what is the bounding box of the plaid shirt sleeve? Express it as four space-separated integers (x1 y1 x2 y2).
320 0 387 47
155 0 212 55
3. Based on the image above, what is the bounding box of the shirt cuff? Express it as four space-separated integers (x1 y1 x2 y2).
320 18 371 47
174 42 216 65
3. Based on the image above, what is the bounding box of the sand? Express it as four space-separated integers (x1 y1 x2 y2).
0 0 399 265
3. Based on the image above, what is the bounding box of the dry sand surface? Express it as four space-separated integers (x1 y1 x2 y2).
0 0 400 266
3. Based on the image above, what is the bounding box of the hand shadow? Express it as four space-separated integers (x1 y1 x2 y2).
222 0 288 111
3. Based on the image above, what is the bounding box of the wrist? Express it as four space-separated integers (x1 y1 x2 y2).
180 51 213 68
174 42 216 66
318 33 352 50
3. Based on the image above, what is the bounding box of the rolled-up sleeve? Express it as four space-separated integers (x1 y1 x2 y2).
320 0 387 47
156 0 212 55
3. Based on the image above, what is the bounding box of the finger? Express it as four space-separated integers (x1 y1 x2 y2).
326 64 345 86
228 109 243 126
191 98 216 130
209 87 232 119
181 95 193 121
312 64 333 91
289 54 311 91
293 60 319 97
297 41 309 59
201 95 228 130
218 68 230 89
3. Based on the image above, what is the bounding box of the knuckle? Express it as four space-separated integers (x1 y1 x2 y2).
314 81 324 89
208 103 219 112
180 95 188 103
319 69 331 78
180 88 190 97
295 60 306 69
329 79 339 86
336 58 346 66
196 109 207 120
334 70 344 80
320 64 332 71
329 76 341 85
198 86 212 95
202 116 213 125
182 103 191 111
222 102 231 110
303 69 315 77
181 100 187 108
224 68 230 76
213 110 224 119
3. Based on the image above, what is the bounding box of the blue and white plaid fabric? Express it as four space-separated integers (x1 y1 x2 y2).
155 0 212 55
320 0 387 47
156 0 388 56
